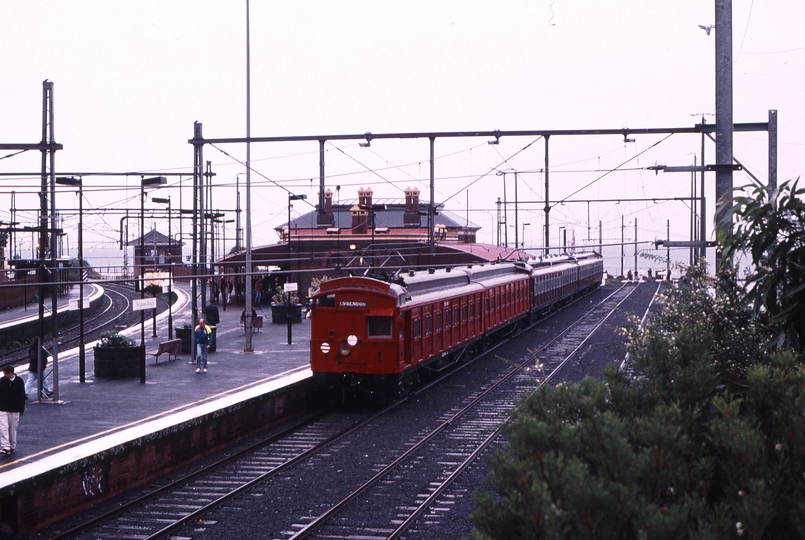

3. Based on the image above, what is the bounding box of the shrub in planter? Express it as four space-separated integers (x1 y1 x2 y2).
93 331 143 379
271 290 302 324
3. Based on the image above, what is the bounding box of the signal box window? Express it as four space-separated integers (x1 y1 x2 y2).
367 316 393 338
317 294 336 307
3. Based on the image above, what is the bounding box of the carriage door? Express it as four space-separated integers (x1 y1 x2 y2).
401 312 409 367
423 304 433 360
434 308 443 354
411 307 422 363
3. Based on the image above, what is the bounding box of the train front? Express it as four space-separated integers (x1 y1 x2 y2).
309 277 406 402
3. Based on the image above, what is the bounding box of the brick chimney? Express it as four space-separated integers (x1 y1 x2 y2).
404 187 420 226
351 205 368 234
358 186 373 208
316 188 334 226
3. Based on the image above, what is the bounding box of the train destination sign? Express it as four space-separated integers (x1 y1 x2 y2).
339 301 366 308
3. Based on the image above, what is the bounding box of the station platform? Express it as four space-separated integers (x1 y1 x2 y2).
0 285 312 480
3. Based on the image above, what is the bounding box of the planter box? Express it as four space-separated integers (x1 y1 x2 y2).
93 345 144 379
271 304 303 324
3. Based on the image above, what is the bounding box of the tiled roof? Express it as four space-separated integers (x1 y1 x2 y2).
126 229 183 247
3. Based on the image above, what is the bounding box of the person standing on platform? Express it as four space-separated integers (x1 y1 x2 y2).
204 303 220 351
211 279 220 305
0 365 26 455
253 276 263 305
25 338 53 399
194 318 211 374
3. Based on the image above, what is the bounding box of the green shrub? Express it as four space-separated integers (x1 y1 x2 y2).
97 331 135 348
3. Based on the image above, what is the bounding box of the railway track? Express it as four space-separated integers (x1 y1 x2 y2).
286 283 644 539
0 282 168 367
45 282 659 540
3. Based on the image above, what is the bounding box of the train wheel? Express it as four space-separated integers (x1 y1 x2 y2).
398 371 419 397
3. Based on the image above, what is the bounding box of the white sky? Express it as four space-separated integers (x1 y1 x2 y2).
1 1 803 275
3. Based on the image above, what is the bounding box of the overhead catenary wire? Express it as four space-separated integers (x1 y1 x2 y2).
209 143 316 209
442 137 542 205
557 133 675 205
326 141 407 194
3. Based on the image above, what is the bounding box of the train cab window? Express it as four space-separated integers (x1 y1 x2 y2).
445 308 452 328
367 316 393 338
316 294 336 307
425 315 432 336
435 312 442 332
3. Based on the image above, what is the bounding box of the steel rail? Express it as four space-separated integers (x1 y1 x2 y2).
289 283 636 539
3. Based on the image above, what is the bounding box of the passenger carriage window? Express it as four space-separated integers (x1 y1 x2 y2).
445 308 452 328
435 312 442 332
425 315 432 336
317 294 336 307
367 316 393 338
462 305 467 322
454 307 459 326
414 318 422 339
469 302 474 320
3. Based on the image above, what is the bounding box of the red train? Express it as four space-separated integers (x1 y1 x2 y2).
310 252 604 401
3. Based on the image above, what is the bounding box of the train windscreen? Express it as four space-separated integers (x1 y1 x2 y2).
367 316 393 338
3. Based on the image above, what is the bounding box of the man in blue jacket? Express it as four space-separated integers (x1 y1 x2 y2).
0 365 26 454
194 318 211 374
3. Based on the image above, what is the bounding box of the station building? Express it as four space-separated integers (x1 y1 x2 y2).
216 187 529 303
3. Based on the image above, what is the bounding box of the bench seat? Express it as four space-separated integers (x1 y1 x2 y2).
146 338 183 364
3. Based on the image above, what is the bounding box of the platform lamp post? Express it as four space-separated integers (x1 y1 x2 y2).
140 177 166 349
55 176 85 382
205 212 224 292
153 196 172 340
287 194 306 345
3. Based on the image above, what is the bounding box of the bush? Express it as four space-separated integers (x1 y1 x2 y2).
719 179 805 353
272 290 300 305
471 267 805 539
97 331 135 348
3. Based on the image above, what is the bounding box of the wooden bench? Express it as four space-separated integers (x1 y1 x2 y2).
146 338 183 364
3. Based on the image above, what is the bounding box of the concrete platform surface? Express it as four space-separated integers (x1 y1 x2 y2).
0 284 312 480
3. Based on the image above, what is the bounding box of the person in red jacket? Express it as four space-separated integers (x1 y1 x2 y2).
0 365 26 455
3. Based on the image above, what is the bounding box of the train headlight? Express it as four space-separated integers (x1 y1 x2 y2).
339 335 359 357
